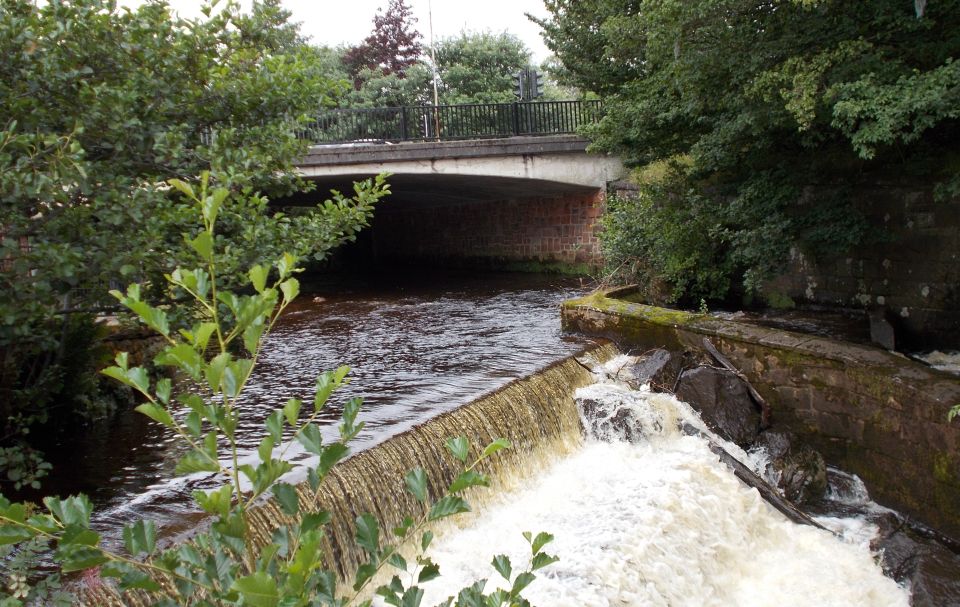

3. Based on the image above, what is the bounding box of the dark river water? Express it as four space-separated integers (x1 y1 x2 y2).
39 271 594 544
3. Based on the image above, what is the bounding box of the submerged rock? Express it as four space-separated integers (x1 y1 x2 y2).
753 429 827 504
675 366 761 447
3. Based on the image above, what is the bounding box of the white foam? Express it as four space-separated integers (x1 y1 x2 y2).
915 350 960 373
408 386 909 607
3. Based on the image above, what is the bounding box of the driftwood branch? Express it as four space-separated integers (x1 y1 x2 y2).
681 423 826 530
702 337 772 428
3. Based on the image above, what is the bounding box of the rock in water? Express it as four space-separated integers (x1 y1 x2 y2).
753 429 827 504
626 348 682 392
675 366 761 447
869 306 897 351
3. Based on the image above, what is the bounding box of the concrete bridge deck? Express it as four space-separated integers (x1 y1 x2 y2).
294 135 624 206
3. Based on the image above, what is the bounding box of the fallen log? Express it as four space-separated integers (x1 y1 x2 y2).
702 337 772 428
681 422 827 530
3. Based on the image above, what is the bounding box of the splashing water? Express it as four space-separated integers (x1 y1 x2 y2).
412 372 910 606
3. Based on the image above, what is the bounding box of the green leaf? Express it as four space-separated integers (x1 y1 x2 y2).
0 524 33 545
249 264 268 293
417 560 440 584
531 552 560 571
448 470 489 494
491 554 512 581
193 485 232 518
401 586 425 607
258 436 275 463
446 436 470 463
155 343 204 379
283 398 302 426
243 320 266 355
301 511 331 533
510 572 536 596
297 423 323 456
188 231 213 260
392 516 414 538
353 562 377 591
168 178 196 200
388 553 408 571
272 483 300 517
135 403 174 428
265 410 284 443
355 513 380 556
232 572 279 607
481 438 512 459
123 520 157 556
155 378 172 405
280 277 300 304
404 469 429 505
428 496 470 521
318 442 349 477
339 396 364 441
420 530 433 552
59 545 109 573
529 531 554 555
43 495 93 527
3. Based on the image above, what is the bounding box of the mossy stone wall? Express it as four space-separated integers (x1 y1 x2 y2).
562 289 960 540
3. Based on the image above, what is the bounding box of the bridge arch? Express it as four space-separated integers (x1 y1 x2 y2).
289 135 625 271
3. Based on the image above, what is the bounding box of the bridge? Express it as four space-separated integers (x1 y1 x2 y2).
289 101 625 271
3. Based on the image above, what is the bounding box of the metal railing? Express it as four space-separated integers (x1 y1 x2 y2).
297 100 604 145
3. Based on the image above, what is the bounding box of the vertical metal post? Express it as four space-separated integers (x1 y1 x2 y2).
399 107 408 141
512 102 520 136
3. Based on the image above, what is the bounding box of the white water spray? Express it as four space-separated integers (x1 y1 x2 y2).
409 364 910 607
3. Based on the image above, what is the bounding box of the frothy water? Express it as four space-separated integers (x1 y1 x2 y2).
914 350 960 374
409 367 910 606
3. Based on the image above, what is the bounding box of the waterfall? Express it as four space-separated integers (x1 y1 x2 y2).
412 358 911 607
79 343 617 605
80 344 908 606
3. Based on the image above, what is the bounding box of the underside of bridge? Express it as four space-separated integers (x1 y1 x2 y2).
275 172 607 272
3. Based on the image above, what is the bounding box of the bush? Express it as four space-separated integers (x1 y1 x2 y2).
0 178 557 606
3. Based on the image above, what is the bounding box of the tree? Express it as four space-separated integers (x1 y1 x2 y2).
0 0 388 487
433 32 532 104
343 0 423 85
536 0 960 304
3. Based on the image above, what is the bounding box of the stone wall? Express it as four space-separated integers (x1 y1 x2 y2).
766 187 960 349
368 190 605 271
562 288 960 541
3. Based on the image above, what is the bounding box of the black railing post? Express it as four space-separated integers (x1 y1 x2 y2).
399 107 408 141
511 102 521 136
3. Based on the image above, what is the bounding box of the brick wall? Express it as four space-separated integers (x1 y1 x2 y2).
369 190 605 268
767 187 960 348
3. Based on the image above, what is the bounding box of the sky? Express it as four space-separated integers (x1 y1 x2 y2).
157 0 554 62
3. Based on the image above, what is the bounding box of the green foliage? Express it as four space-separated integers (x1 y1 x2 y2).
433 32 532 104
949 404 960 423
0 182 555 606
0 536 72 606
0 0 389 483
540 0 960 302
326 30 537 108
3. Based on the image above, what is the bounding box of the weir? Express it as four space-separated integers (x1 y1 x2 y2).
79 343 617 605
78 339 910 605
